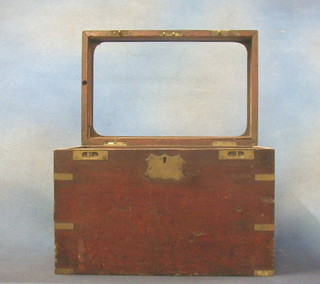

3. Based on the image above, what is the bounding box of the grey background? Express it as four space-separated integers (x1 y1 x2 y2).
1 0 320 283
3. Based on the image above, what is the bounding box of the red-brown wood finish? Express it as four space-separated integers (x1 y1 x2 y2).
54 147 274 276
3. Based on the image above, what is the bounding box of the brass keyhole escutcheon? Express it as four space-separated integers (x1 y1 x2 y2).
145 154 185 181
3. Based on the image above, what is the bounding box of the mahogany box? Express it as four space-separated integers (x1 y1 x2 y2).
54 30 275 276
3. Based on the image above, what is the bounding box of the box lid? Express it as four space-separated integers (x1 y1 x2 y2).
81 30 258 148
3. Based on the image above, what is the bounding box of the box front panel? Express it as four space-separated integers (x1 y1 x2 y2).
54 147 274 276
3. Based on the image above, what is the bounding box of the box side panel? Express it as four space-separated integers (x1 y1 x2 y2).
54 148 274 276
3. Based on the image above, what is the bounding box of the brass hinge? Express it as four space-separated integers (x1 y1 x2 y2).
212 141 237 147
104 141 127 147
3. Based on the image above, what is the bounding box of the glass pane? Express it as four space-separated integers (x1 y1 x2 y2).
94 42 247 136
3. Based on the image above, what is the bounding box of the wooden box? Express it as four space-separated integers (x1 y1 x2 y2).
54 30 275 276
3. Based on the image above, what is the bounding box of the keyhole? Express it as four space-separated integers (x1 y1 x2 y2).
163 157 167 163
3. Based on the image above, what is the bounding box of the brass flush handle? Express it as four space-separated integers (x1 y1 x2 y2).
73 150 108 160
219 149 254 160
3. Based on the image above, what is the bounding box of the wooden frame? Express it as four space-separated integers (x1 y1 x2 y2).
82 30 258 147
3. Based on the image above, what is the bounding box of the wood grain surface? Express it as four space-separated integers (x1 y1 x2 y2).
54 147 274 276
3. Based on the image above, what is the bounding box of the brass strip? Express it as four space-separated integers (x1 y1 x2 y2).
254 224 275 231
55 222 75 230
260 196 275 204
212 141 237 147
73 150 108 160
254 270 274 276
54 173 73 181
255 174 275 181
219 149 254 160
55 268 75 274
